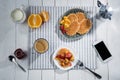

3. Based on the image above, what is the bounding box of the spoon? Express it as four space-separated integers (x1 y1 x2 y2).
8 55 26 72
77 60 102 79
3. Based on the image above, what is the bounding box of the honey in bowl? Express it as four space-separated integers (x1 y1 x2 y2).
34 38 48 54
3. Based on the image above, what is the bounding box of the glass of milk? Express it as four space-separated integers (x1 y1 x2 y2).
11 6 26 23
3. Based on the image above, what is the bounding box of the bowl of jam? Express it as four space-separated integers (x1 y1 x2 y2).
14 48 26 59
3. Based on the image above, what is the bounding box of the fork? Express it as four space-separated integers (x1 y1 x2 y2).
77 60 102 79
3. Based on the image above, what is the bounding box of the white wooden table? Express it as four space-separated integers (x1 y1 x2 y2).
0 0 120 80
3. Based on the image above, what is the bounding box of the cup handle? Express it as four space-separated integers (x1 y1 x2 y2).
20 4 26 11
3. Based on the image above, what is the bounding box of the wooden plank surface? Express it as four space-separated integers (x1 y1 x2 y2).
106 1 120 79
69 70 95 80
42 70 55 80
28 70 42 80
2 0 120 80
14 0 29 80
0 0 16 80
55 70 69 80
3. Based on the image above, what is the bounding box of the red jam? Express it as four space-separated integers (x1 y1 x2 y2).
14 48 26 59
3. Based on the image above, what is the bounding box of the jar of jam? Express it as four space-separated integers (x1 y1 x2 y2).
14 48 26 59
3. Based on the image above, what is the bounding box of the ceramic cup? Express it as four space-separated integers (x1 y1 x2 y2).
11 5 26 23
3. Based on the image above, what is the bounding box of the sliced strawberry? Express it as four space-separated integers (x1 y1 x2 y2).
60 25 67 34
65 52 72 59
68 62 72 66
62 29 66 34
60 25 64 30
59 53 65 59
56 55 61 58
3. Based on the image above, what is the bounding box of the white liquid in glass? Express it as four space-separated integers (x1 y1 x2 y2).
12 10 24 21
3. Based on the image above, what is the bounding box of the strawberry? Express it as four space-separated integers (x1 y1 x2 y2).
59 53 65 59
68 62 72 66
60 25 66 34
62 29 66 34
56 55 61 58
60 25 64 30
65 52 72 59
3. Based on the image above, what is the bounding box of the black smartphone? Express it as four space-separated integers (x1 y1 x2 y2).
93 40 112 62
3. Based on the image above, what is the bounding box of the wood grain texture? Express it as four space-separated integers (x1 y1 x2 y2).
95 59 109 80
42 70 55 80
29 0 42 6
55 70 69 80
28 70 42 80
43 0 55 6
2 0 120 80
106 1 120 79
0 0 16 80
69 70 95 80
14 0 29 80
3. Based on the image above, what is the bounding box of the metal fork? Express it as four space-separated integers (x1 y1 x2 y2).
77 60 102 79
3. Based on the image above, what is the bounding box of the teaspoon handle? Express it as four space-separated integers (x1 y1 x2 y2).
85 67 102 79
17 63 26 72
13 60 26 72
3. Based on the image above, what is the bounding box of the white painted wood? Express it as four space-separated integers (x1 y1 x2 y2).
67 0 81 6
42 0 55 6
1 0 120 80
42 70 55 80
14 0 29 80
56 0 94 7
108 24 120 80
15 23 29 68
95 13 109 80
14 70 29 80
106 1 120 80
28 70 42 80
15 0 28 8
67 0 94 6
55 70 69 80
29 0 42 6
69 70 95 80
55 0 68 6
95 59 109 80
69 70 82 80
0 0 16 80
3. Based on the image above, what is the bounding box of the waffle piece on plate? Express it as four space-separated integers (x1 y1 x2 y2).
77 19 92 35
66 21 80 36
67 13 78 23
76 12 86 23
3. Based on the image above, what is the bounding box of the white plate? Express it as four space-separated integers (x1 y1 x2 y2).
53 46 78 70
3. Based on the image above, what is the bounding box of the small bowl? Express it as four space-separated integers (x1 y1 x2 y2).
33 38 49 54
52 46 77 70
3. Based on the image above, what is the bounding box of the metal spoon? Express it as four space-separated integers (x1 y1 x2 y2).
8 55 26 72
77 60 102 79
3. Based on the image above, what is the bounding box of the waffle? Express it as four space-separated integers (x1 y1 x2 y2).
77 19 92 35
67 13 78 23
76 12 86 23
66 21 80 36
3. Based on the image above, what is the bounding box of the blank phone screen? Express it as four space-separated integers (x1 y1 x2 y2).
95 41 112 60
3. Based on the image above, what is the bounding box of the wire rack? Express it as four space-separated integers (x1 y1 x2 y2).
29 6 97 70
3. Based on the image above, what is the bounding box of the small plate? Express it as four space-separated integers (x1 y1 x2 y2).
59 8 90 40
53 46 78 70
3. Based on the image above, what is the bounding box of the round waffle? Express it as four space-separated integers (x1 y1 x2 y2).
66 21 80 36
67 13 78 23
76 12 86 23
77 19 92 35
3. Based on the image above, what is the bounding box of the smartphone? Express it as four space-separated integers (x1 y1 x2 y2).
93 40 112 62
